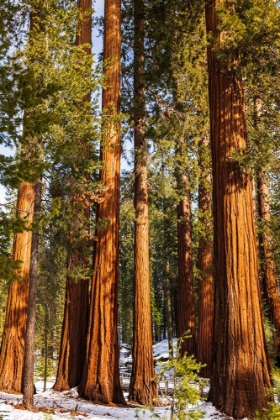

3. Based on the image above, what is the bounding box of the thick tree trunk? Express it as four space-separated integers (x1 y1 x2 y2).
177 175 196 357
54 0 91 392
128 0 157 405
79 0 125 404
0 181 35 393
197 133 214 379
23 180 42 408
206 1 272 418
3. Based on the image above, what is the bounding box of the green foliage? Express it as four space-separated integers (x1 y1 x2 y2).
212 0 280 69
155 333 205 420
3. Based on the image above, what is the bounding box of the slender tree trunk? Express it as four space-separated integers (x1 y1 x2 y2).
165 260 173 357
177 173 196 356
206 1 272 417
79 0 125 404
128 0 156 405
258 174 280 334
22 180 42 408
0 182 35 393
54 0 91 391
197 132 214 379
43 306 48 392
254 97 280 336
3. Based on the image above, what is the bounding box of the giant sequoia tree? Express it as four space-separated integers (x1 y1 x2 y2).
79 0 125 404
205 0 272 417
128 0 157 405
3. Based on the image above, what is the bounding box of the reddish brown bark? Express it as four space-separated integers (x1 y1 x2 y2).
0 181 35 393
197 133 214 379
206 1 272 418
23 180 42 408
128 0 156 404
54 0 91 392
78 0 125 404
177 175 196 357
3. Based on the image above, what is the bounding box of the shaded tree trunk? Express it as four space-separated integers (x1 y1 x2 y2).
254 97 280 336
0 181 35 393
177 173 196 357
258 174 280 334
79 0 125 404
23 180 42 408
128 0 157 405
197 133 214 379
53 0 91 392
165 260 173 357
206 1 272 418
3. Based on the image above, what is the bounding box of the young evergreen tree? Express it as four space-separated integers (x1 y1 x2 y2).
205 0 272 417
79 0 125 404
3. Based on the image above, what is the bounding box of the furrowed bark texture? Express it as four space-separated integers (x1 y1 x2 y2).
206 1 272 418
177 177 196 356
79 0 125 404
128 0 156 404
23 180 42 408
0 182 35 393
197 133 214 379
54 0 91 391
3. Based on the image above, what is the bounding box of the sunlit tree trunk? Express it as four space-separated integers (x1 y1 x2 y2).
0 182 35 393
206 1 271 417
128 0 157 405
197 133 214 379
54 0 91 392
23 180 42 408
79 0 125 404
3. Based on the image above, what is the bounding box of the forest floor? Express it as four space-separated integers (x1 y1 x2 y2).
0 381 238 420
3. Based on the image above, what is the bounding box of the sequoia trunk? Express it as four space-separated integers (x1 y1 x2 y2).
78 0 125 404
197 133 214 379
54 0 91 391
0 182 35 393
22 180 42 408
128 0 156 404
206 1 272 417
177 174 196 356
